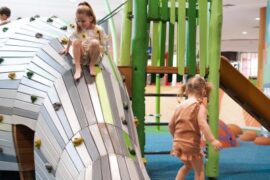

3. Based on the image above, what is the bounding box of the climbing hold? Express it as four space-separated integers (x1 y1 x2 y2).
53 103 62 111
34 14 40 18
128 147 136 156
8 72 16 80
45 163 53 173
47 18 53 23
35 33 43 39
0 58 4 64
29 17 36 22
61 38 68 45
60 26 67 31
72 137 84 147
127 12 134 20
34 139 42 149
31 96 38 103
122 75 126 83
51 15 58 18
70 24 75 29
142 157 147 164
2 27 8 32
134 116 139 127
123 102 129 110
121 117 128 125
16 17 22 20
0 115 3 122
26 71 34 79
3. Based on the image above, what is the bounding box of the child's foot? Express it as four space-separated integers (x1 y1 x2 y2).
74 69 82 80
89 66 96 77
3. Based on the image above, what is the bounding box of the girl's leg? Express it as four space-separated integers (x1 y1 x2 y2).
176 160 192 180
88 39 101 76
72 40 83 79
190 158 205 180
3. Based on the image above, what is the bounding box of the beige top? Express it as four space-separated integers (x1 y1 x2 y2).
169 97 215 155
69 25 106 65
69 25 106 47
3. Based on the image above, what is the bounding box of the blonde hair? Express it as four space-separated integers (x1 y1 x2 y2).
75 2 97 33
179 74 212 99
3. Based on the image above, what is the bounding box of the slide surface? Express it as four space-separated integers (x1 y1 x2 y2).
220 57 270 131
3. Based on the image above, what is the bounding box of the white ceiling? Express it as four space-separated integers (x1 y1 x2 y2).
222 0 267 52
0 0 268 52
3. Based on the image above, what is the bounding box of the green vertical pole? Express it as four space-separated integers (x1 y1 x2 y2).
160 0 168 67
132 0 148 154
187 0 196 75
155 73 161 130
177 0 186 75
103 0 119 63
119 0 133 65
206 1 211 67
157 0 167 128
152 22 161 130
156 22 166 130
168 22 175 82
152 22 160 66
206 0 223 178
160 0 169 21
199 0 208 76
148 0 160 20
150 22 160 84
170 0 176 24
169 0 176 82
160 22 167 67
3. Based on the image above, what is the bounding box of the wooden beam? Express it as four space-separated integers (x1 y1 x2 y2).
13 125 35 180
146 66 208 75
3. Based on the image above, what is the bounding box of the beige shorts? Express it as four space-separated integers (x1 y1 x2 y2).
81 51 102 66
81 43 103 65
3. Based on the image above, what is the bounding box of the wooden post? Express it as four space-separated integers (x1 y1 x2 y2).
118 66 132 97
257 7 266 90
13 125 35 180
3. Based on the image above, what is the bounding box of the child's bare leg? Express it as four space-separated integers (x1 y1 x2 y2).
176 160 192 180
191 158 205 180
72 40 83 79
88 39 101 76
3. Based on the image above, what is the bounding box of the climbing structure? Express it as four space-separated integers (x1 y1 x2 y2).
0 17 149 180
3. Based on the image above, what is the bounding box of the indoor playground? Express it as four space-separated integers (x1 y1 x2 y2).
0 0 270 180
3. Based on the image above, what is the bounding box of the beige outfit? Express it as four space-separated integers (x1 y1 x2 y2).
69 25 106 65
169 98 215 161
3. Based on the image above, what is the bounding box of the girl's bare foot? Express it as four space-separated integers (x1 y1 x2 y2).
89 65 96 77
74 69 82 80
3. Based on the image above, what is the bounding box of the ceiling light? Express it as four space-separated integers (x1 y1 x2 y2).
223 4 235 8
255 17 260 21
242 31 248 35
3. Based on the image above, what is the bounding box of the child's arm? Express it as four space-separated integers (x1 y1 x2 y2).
60 39 72 55
60 31 77 55
197 104 222 150
97 26 107 54
98 26 106 47
0 19 10 26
